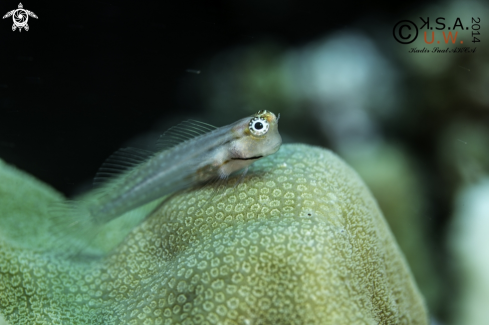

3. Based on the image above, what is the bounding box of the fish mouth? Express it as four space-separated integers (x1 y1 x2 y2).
232 156 263 161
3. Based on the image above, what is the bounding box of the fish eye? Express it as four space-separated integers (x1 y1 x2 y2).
249 117 269 136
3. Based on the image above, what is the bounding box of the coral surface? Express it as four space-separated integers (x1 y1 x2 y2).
0 144 427 324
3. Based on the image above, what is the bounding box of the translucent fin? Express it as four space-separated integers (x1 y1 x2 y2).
45 200 103 259
94 147 154 187
232 167 249 190
46 197 157 259
193 175 230 216
208 168 252 210
155 119 217 151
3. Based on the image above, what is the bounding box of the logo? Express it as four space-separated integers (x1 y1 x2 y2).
393 17 480 53
393 20 419 44
3 3 38 32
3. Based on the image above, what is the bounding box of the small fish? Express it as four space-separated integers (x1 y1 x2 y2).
50 110 281 254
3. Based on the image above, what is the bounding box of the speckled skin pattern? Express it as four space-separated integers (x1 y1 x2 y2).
0 144 428 325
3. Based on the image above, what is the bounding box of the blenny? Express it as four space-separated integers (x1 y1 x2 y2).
50 110 281 254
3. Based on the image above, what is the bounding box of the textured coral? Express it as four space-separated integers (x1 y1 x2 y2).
0 144 428 324
344 144 441 313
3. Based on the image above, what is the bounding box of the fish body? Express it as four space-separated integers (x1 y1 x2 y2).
79 110 282 225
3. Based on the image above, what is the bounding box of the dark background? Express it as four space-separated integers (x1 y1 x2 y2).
0 0 424 196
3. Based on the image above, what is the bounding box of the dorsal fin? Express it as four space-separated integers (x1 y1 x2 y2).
155 119 217 151
93 147 154 187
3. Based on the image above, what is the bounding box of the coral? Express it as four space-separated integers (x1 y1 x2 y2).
344 144 442 313
0 144 428 324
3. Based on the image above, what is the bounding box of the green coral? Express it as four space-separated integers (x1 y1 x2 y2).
0 144 428 324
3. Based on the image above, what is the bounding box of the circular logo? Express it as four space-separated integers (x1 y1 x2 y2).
393 20 418 44
13 9 28 27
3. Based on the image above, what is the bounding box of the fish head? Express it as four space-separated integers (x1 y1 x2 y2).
229 110 282 161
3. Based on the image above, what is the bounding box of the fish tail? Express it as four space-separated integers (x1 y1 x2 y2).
46 200 104 258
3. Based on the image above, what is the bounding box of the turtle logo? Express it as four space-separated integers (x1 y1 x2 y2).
3 3 38 32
